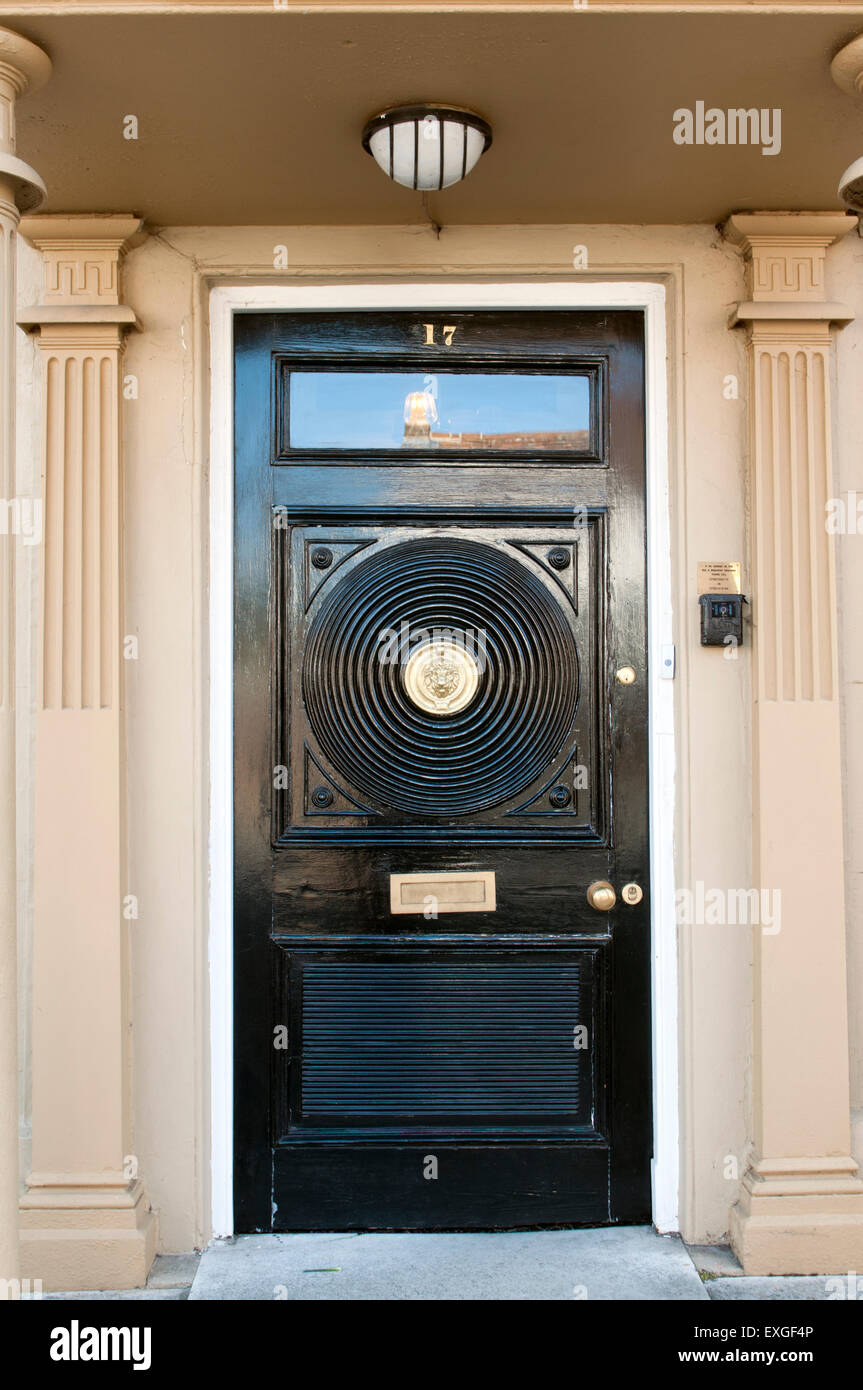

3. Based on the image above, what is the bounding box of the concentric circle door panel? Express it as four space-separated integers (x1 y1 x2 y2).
233 310 650 1231
275 522 603 839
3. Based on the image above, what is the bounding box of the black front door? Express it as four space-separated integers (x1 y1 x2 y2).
233 309 651 1231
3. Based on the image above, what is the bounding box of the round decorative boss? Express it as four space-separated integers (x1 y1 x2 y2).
547 547 571 571
548 785 572 808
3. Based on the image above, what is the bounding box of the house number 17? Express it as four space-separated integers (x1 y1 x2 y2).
422 323 458 346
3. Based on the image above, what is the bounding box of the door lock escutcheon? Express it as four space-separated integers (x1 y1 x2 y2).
587 880 617 911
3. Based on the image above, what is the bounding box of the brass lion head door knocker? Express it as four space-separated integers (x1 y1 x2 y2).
402 634 481 715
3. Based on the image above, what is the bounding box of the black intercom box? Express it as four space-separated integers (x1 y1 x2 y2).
699 593 745 647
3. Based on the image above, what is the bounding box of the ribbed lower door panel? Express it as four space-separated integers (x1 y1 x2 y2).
272 947 610 1230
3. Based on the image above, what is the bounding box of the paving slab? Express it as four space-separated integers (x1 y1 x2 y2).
686 1243 744 1277
42 1288 188 1301
707 1276 850 1301
146 1253 201 1290
189 1227 710 1301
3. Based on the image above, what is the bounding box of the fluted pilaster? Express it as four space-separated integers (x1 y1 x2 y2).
727 212 863 1274
16 214 155 1292
0 25 48 1297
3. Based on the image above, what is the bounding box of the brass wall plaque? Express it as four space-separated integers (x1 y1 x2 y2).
697 561 741 595
390 871 497 915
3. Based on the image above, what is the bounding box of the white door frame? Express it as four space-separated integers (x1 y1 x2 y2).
208 280 678 1237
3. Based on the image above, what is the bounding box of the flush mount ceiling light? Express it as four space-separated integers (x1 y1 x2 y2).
838 156 863 212
832 36 863 213
362 104 492 191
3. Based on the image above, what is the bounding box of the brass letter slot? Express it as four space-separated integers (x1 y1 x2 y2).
390 871 497 915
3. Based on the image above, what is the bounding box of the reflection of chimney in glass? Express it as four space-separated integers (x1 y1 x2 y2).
402 390 438 447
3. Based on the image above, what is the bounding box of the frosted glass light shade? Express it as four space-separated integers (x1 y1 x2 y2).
838 155 863 211
362 105 492 191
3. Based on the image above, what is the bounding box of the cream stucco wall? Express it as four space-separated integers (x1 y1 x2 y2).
22 218 861 1253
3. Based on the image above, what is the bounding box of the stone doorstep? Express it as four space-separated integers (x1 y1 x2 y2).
190 1229 707 1301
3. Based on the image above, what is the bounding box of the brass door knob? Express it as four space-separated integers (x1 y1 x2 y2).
587 880 617 911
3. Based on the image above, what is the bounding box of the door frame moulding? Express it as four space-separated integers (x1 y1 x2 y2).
208 280 678 1237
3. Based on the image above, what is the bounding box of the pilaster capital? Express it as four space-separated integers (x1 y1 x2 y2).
831 32 863 96
724 211 856 327
17 214 143 331
0 29 51 106
0 27 50 214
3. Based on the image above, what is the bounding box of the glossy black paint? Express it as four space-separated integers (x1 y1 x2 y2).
233 310 650 1231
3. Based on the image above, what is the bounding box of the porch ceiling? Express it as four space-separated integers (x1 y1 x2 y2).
8 10 863 225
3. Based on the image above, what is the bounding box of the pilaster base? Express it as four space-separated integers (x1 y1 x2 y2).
18 1180 157 1291
730 1158 863 1274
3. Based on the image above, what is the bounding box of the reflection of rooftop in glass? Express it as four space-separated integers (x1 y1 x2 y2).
401 428 590 451
403 390 438 446
404 390 438 426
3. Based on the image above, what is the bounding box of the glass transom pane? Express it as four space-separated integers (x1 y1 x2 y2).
288 371 591 452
